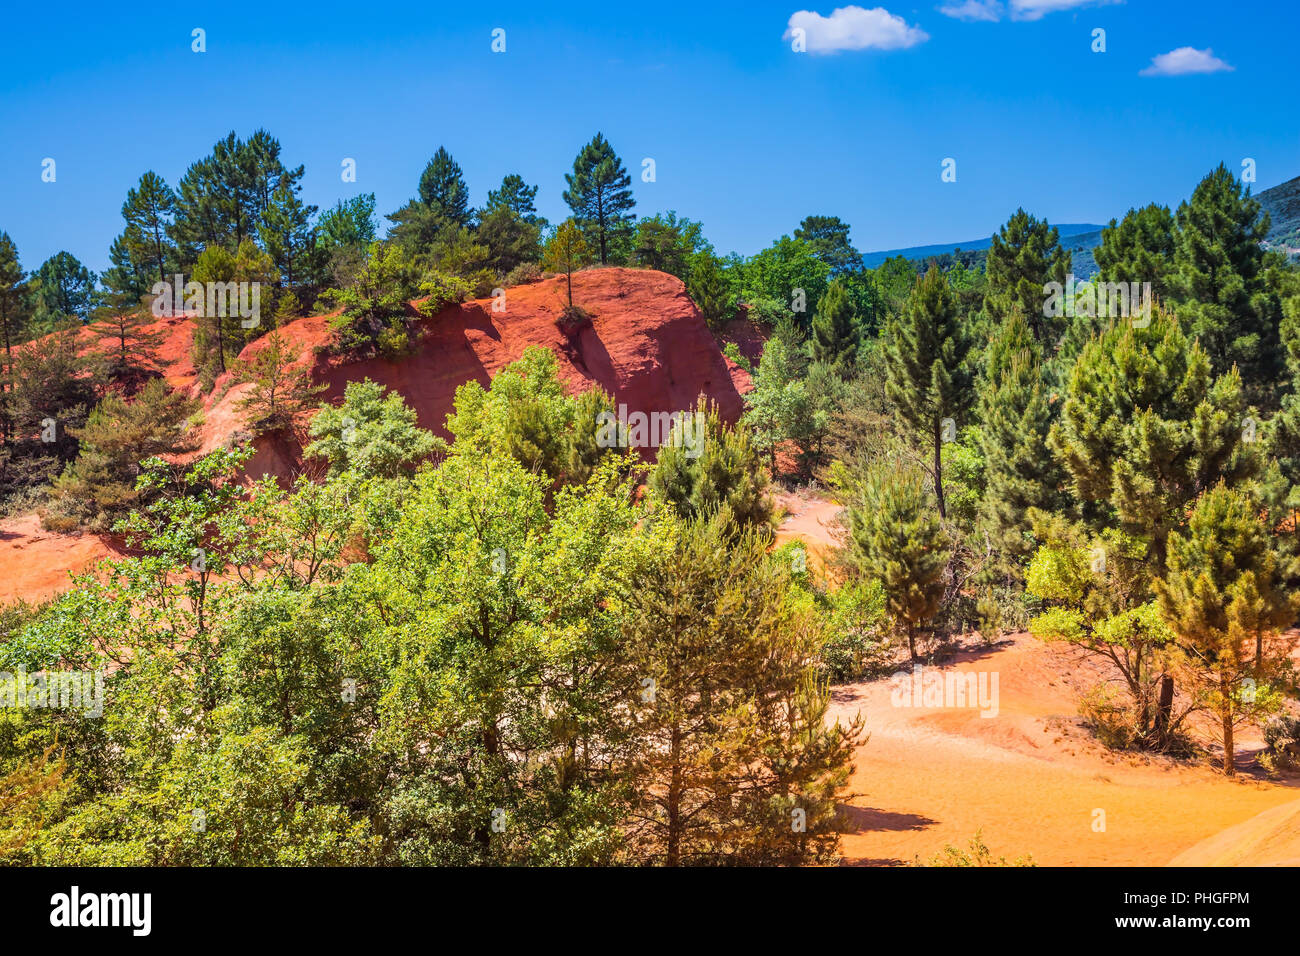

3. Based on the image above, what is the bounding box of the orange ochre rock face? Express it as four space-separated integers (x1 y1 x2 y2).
194 266 751 465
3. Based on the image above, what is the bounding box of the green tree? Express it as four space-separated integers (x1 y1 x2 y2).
445 346 616 485
542 220 590 310
1154 484 1297 773
1170 164 1280 394
687 251 734 330
883 265 974 519
316 194 377 251
1094 203 1176 303
631 212 706 280
984 209 1070 350
794 214 863 275
120 171 178 285
617 510 860 865
259 179 319 288
648 401 773 532
484 174 541 223
563 133 636 265
0 232 33 446
232 325 327 437
31 252 96 326
977 310 1066 568
45 379 199 531
303 379 438 478
476 205 543 276
1048 307 1258 571
847 464 952 661
810 278 858 375
322 241 423 354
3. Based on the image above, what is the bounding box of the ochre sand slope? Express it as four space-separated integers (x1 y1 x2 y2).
828 635 1300 866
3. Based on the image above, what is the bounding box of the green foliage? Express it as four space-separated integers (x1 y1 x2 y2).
1048 306 1258 570
1154 483 1297 772
45 379 199 532
484 174 541 223
316 194 377 251
846 464 951 660
810 278 858 375
977 311 1065 568
920 829 1036 867
883 264 974 518
617 511 862 864
304 380 439 478
542 219 590 310
1170 164 1281 395
31 252 96 327
794 215 863 275
445 346 617 486
983 208 1070 349
739 236 830 331
687 251 734 330
1095 203 1176 303
632 212 708 281
563 133 636 265
323 241 422 355
647 401 773 532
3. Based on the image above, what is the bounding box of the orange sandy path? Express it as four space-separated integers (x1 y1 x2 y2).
0 514 117 607
828 635 1300 866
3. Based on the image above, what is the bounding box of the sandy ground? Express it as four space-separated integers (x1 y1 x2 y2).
827 635 1300 866
0 514 117 607
772 489 1300 867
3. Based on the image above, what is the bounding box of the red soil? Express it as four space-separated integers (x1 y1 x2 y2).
1 267 750 604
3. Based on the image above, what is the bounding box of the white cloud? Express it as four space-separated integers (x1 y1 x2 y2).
1009 0 1118 20
1139 46 1234 76
785 6 930 54
938 0 1003 21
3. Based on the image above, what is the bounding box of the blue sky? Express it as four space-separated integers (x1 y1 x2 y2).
0 0 1295 274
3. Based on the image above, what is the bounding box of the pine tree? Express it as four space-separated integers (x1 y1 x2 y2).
484 174 540 223
977 310 1065 569
232 322 326 437
1094 203 1176 303
1154 484 1297 774
121 171 178 285
101 231 150 300
984 208 1071 350
883 265 973 518
810 278 858 375
31 252 96 326
45 379 199 531
618 511 859 865
648 400 773 532
316 195 376 251
847 464 951 661
686 252 733 330
0 232 32 447
563 133 636 265
1048 306 1259 571
417 147 471 226
259 179 319 288
1170 163 1279 393
794 214 863 275
542 220 590 310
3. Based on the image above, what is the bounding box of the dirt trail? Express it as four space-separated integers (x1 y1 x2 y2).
0 514 117 607
829 634 1300 866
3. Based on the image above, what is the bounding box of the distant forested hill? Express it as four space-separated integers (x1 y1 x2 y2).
862 173 1300 276
1258 174 1300 253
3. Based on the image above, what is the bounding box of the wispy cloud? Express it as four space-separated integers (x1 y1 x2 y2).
1139 46 1234 76
938 0 1003 21
1009 0 1118 20
940 0 1119 22
785 6 930 54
